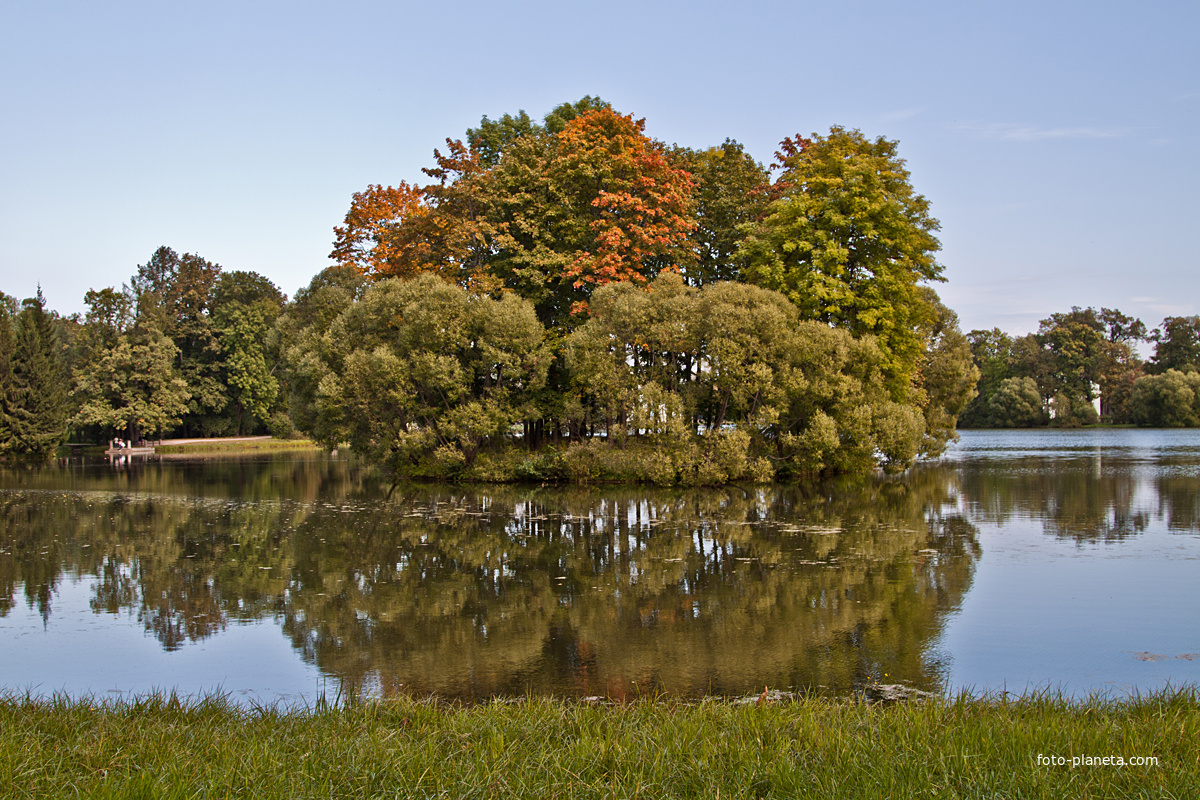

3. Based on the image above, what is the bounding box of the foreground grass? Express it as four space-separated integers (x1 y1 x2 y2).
1 690 1196 799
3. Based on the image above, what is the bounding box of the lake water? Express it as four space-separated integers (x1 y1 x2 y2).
1 429 1197 704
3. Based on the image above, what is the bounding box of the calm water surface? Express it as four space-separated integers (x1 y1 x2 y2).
1 430 1197 704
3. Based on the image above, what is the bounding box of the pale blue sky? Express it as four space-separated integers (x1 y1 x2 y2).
2 0 1196 335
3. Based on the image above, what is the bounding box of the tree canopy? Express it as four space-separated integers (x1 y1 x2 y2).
739 127 943 397
12 99 1000 473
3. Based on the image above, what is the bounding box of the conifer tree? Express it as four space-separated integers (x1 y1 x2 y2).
11 288 69 459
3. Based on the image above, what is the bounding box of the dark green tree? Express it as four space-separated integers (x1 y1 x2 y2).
0 294 19 455
10 288 70 459
960 328 1015 427
987 377 1045 427
211 271 286 435
1035 307 1143 423
274 266 369 437
1149 316 1200 374
131 246 226 435
72 290 190 444
675 139 771 286
1130 369 1200 427
916 290 978 455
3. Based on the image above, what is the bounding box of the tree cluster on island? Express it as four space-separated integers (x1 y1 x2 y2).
279 97 980 482
30 96 1200 478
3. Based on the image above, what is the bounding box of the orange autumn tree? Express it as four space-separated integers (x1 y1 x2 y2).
486 107 696 327
418 138 501 291
331 101 697 330
330 182 430 279
554 108 696 309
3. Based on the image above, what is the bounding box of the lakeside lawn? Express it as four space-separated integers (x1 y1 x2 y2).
1 689 1195 798
155 437 321 455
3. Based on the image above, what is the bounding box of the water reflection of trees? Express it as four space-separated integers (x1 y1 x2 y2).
950 456 1155 541
279 478 980 700
0 456 979 698
1154 466 1200 532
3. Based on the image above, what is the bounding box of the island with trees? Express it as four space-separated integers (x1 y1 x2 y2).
3 97 1198 478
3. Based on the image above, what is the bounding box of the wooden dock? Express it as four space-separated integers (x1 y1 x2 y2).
104 440 156 456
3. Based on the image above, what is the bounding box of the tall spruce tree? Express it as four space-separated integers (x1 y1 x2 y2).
11 288 69 459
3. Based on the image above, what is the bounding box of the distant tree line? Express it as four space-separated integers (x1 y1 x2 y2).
9 97 990 480
1 247 289 454
961 309 1200 427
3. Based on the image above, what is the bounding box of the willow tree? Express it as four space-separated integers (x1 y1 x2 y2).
566 273 928 477
304 274 549 473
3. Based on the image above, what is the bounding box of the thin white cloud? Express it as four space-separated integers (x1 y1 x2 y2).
960 122 1130 141
878 106 926 122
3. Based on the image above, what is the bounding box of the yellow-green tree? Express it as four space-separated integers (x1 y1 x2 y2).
740 127 943 399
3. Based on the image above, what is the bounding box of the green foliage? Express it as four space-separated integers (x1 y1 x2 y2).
0 297 18 455
211 271 286 435
960 328 1015 427
9 289 70 459
740 126 943 397
71 314 191 442
215 305 278 429
129 246 228 435
1149 315 1200 374
274 266 368 439
916 289 978 455
1131 369 1200 427
565 274 932 478
964 306 1146 428
280 269 959 480
674 139 771 286
987 377 1045 427
302 274 549 471
1050 391 1099 427
466 97 612 167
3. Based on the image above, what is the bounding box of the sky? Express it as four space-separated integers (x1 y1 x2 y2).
1 0 1197 337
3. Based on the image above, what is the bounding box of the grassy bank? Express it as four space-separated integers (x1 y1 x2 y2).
155 438 321 455
2 690 1196 798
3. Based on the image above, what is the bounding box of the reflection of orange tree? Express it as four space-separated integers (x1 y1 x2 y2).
280 474 978 700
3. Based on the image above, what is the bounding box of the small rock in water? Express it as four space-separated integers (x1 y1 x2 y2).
732 689 796 706
865 684 934 704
